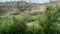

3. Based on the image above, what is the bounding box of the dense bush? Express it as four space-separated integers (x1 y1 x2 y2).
0 16 13 34
0 16 28 34
37 4 60 34
7 16 27 34
0 2 60 34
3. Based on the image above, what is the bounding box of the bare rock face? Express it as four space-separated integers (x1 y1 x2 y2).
0 0 60 13
18 5 32 12
0 1 28 12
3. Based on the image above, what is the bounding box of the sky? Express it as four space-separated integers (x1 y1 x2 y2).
0 0 56 3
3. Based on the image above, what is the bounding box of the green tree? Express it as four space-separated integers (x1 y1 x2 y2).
37 4 59 34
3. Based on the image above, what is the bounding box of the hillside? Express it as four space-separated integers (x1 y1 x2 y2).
0 0 60 34
0 1 41 16
0 0 60 12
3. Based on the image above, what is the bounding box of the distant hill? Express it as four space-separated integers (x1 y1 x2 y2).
0 0 60 13
0 1 32 12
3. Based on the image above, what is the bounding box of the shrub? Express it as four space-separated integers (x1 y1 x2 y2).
0 16 13 34
7 16 27 34
15 16 36 23
26 22 44 34
0 16 27 34
37 4 60 34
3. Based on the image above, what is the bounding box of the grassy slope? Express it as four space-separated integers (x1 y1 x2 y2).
0 5 42 31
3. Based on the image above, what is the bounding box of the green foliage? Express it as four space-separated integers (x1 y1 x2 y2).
0 2 60 34
37 14 47 27
10 12 20 15
37 4 60 34
7 16 27 34
44 5 58 34
26 27 44 34
0 16 13 34
0 16 28 34
15 16 36 23
0 9 6 16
